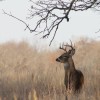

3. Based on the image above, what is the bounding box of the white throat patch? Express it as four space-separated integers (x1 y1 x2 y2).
64 63 70 70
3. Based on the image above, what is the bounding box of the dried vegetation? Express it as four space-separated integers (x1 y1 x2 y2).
0 39 100 100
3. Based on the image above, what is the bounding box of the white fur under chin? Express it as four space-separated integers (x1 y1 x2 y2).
64 63 70 70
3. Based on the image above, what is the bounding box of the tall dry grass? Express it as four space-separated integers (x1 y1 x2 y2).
0 39 99 100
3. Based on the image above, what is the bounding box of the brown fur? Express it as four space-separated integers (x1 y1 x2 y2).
69 70 84 93
64 70 84 94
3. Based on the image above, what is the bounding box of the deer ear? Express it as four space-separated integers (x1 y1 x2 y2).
71 49 75 56
68 49 75 56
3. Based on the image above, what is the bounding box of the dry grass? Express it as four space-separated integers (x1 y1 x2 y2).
0 39 100 100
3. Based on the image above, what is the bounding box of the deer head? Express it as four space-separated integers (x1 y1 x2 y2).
56 41 75 63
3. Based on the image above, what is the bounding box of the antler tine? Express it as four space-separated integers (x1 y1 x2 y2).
70 40 73 46
59 43 66 51
73 43 75 48
64 40 74 50
70 40 74 49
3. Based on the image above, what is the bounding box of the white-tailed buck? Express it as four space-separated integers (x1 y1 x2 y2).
56 42 84 94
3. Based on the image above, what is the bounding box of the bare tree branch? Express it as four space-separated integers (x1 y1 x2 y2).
3 10 33 32
3 0 100 45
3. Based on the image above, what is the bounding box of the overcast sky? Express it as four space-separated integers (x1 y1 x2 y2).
0 0 100 47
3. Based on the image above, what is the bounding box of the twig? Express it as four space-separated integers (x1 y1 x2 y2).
3 10 33 32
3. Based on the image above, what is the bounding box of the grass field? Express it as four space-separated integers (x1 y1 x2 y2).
0 39 100 100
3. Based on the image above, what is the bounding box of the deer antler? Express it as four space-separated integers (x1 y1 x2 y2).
59 43 67 52
59 41 75 56
64 40 75 50
66 40 75 56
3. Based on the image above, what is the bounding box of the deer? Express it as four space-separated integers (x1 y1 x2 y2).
56 42 84 94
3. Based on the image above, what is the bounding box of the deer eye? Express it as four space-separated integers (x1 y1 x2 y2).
63 56 68 58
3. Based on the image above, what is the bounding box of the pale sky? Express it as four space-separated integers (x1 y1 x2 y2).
0 0 100 48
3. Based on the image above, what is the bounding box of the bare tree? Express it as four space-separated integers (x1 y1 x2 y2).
3 0 100 45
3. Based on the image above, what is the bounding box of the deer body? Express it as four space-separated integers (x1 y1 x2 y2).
64 57 75 91
56 43 84 94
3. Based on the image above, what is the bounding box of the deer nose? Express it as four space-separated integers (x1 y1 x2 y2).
56 58 60 62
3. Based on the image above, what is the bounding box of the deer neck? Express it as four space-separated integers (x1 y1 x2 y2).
68 57 75 72
64 63 70 70
64 57 75 71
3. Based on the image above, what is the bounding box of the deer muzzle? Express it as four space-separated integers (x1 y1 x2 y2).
56 58 60 62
